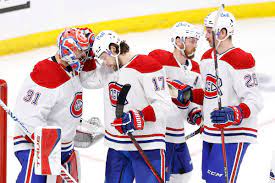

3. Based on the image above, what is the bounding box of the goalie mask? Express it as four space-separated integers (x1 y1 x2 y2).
57 28 91 73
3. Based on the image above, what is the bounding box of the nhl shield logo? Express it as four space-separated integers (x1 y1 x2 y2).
205 74 223 99
109 82 128 107
70 92 83 118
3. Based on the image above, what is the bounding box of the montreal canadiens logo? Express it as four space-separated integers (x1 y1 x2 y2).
205 74 223 99
109 82 128 107
70 92 83 118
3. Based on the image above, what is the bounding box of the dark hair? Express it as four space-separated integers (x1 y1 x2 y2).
119 41 130 54
109 40 130 55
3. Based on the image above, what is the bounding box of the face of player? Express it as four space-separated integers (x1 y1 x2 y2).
205 27 214 47
184 37 198 59
99 52 118 71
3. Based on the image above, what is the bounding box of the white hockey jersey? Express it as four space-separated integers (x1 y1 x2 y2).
13 57 83 152
200 48 263 144
149 49 202 143
81 54 173 151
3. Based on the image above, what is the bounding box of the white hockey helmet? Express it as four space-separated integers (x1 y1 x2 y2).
170 22 199 47
204 10 235 38
92 30 121 61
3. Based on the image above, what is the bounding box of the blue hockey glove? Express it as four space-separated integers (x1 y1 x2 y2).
210 106 243 129
167 79 193 105
112 110 145 134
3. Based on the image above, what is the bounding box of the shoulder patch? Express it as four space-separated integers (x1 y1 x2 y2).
148 49 179 67
30 59 70 89
220 48 255 70
201 48 214 61
191 60 200 74
126 55 163 73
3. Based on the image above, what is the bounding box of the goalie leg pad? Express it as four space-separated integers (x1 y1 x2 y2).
34 127 62 175
56 150 81 183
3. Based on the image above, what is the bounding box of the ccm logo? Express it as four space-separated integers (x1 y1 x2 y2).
207 170 223 177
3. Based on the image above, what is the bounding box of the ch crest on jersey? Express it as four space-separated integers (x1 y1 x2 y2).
109 82 128 107
70 92 83 118
205 74 223 99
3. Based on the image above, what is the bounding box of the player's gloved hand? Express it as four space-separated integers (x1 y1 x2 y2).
167 79 192 105
210 106 243 129
187 107 202 126
112 110 145 134
188 107 204 133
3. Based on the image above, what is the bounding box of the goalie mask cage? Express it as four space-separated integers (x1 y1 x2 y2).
0 79 7 183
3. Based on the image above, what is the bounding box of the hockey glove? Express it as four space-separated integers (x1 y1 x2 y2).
187 107 202 126
210 106 243 129
112 110 145 134
167 79 192 105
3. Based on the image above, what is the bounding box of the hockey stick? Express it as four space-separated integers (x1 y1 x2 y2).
212 4 229 183
0 99 77 183
115 84 164 183
185 128 201 141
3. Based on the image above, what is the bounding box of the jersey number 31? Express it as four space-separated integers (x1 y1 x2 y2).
23 89 41 105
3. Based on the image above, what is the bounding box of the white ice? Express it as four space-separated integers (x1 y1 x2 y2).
1 17 275 182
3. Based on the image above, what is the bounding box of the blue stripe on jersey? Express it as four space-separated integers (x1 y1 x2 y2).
61 144 73 151
165 133 185 137
14 140 31 146
105 136 165 144
203 131 257 138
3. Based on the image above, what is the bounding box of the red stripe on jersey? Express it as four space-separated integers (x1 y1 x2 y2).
141 105 156 122
161 149 165 181
166 127 184 131
204 126 257 132
230 143 243 183
62 141 73 145
105 130 165 138
239 103 251 119
30 59 70 89
126 55 163 73
25 150 34 183
13 135 24 140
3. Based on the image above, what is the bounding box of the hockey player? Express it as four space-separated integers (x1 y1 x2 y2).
13 27 95 182
148 22 203 183
172 11 263 183
80 30 174 183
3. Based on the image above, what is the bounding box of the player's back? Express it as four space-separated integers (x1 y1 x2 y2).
14 57 83 152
